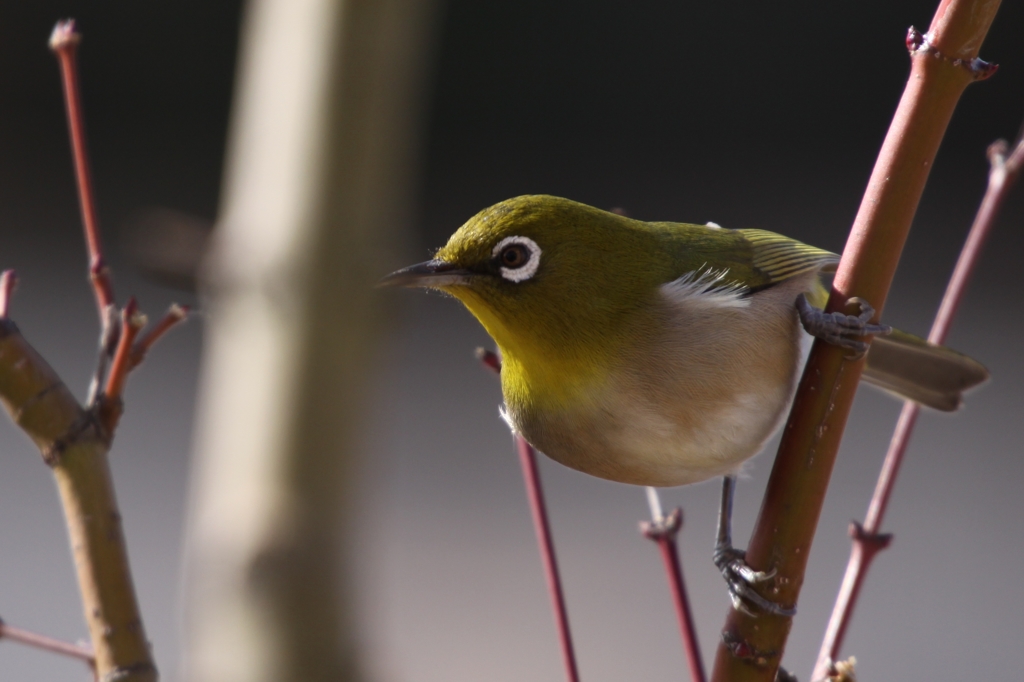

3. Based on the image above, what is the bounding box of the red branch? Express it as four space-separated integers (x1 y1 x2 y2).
0 618 95 667
710 2 1002 680
104 298 144 402
0 270 17 319
130 304 189 370
477 348 580 682
50 19 115 319
640 508 707 682
812 133 1024 681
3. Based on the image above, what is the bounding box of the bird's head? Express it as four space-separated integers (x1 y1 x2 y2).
381 195 674 404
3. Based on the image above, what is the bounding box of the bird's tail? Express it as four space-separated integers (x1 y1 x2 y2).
863 329 989 411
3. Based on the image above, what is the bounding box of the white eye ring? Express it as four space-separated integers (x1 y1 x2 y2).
492 235 542 283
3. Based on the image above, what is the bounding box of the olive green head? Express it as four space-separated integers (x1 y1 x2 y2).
384 196 681 381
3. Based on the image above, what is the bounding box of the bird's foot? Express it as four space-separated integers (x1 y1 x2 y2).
796 293 891 356
713 544 796 617
716 476 795 616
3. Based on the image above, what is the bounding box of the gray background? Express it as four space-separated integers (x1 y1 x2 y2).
0 1 1022 680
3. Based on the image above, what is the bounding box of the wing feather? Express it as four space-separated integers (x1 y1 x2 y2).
738 229 839 285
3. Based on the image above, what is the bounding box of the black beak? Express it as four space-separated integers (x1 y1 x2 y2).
377 259 474 288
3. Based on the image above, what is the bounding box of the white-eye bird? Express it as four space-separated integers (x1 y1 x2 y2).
381 195 988 612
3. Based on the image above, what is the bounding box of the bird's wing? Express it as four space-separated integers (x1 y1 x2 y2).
652 222 839 297
736 229 839 292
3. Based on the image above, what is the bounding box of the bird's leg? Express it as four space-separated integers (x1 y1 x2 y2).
796 293 891 356
713 475 796 617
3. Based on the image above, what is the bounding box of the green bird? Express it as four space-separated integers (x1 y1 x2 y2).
381 194 987 612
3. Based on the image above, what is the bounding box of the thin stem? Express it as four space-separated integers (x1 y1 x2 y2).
104 298 144 402
0 270 17 318
645 486 665 523
50 20 115 318
923 137 1024 349
0 618 95 666
812 132 1024 681
96 298 145 438
130 304 189 370
86 305 119 407
640 505 707 682
478 349 580 682
709 2 1002 680
516 435 581 682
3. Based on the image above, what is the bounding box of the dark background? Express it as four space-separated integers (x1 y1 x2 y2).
0 1 1022 680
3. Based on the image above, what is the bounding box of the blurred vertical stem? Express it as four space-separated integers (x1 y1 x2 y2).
181 1 438 681
640 504 706 682
478 349 581 682
812 134 1024 681
709 1 1002 681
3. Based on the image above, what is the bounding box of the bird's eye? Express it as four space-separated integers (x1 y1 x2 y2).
500 244 529 268
491 235 541 283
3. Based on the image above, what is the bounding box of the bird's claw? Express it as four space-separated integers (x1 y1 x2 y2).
796 293 891 356
713 546 796 617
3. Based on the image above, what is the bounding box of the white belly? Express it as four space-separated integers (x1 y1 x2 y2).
510 276 810 487
592 382 795 486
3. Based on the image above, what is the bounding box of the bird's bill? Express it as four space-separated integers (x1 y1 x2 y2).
377 259 474 288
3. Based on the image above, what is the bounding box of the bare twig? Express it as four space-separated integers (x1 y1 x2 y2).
477 346 502 373
0 270 17 319
709 2 1003 680
51 18 121 410
477 348 580 682
104 298 145 402
85 305 119 407
0 617 95 667
95 298 145 438
640 495 706 682
130 304 189 370
0 20 166 682
50 20 115 319
812 132 1024 681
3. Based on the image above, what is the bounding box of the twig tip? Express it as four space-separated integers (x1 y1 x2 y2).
640 507 683 540
169 302 190 320
127 302 191 371
476 347 502 374
0 270 18 319
987 139 1009 164
49 19 80 52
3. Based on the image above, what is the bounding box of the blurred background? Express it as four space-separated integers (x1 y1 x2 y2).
0 0 1022 680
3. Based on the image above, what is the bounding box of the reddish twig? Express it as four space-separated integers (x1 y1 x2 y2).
0 618 95 668
516 435 580 682
129 303 189 370
477 348 580 682
104 298 144 402
477 346 502 373
50 20 115 320
709 2 1002 680
0 270 17 319
51 18 120 408
812 133 1024 681
95 298 145 436
640 499 706 682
